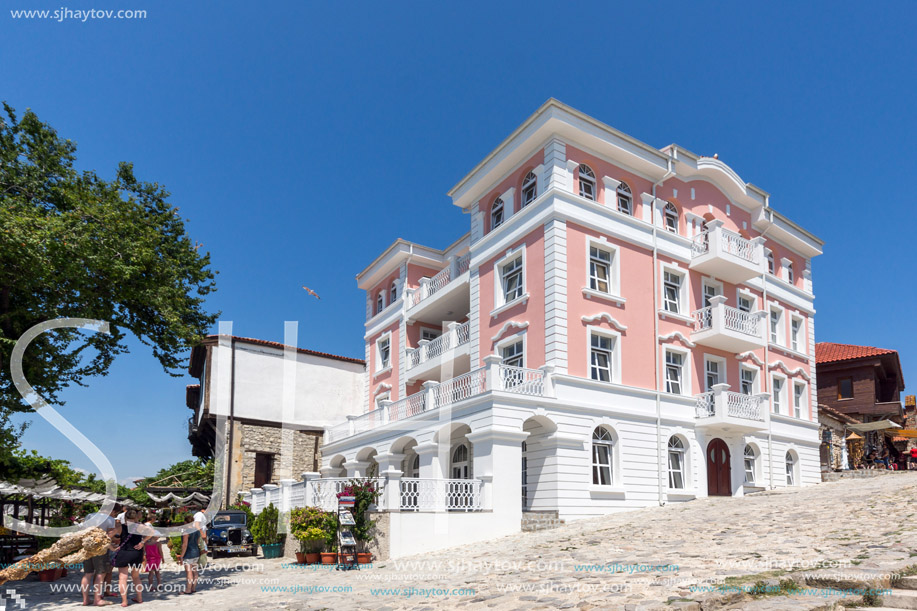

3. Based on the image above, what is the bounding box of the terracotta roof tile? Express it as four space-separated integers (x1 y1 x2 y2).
815 342 897 364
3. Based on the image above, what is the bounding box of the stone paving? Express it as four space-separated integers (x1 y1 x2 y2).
10 472 917 610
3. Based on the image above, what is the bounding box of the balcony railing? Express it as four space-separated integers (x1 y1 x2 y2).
326 361 548 443
694 303 761 338
692 227 760 265
244 476 481 515
400 478 482 512
696 385 768 429
406 322 470 370
406 252 471 309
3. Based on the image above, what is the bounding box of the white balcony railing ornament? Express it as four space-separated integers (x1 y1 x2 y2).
726 392 765 421
694 306 713 331
387 391 427 422
406 322 470 370
692 231 710 257
498 365 545 395
406 252 471 310
691 226 759 265
399 478 482 512
695 391 715 418
433 367 488 406
694 302 760 338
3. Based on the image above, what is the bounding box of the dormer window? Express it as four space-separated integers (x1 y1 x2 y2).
491 197 504 229
521 171 537 207
664 202 679 233
578 164 596 201
617 182 632 215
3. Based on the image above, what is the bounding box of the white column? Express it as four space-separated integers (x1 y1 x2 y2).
343 460 369 478
544 218 568 374
466 428 529 515
302 472 320 507
375 451 404 513
483 354 503 391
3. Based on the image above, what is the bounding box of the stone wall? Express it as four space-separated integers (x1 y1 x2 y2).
227 421 323 501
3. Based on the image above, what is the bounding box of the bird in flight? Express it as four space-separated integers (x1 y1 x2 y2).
302 286 321 300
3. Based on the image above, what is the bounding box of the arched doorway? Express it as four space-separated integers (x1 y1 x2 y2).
706 438 731 496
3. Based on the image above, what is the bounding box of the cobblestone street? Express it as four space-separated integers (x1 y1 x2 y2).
12 473 917 610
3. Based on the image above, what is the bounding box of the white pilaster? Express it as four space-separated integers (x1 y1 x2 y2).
544 218 568 373
469 267 480 366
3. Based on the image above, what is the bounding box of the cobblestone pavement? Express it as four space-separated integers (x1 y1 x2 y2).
11 473 917 610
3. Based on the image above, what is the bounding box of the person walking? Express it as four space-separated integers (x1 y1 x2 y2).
113 509 155 607
80 506 118 607
177 515 203 595
142 511 163 592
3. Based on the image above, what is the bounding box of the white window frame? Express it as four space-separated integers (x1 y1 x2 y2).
667 435 687 490
616 182 633 215
587 326 622 384
375 291 385 315
664 347 691 396
591 426 615 486
736 289 757 313
584 237 621 299
390 281 398 304
765 249 775 275
521 171 538 207
785 451 797 486
771 373 786 414
793 381 806 419
491 197 504 230
578 164 596 201
420 327 441 342
743 444 758 486
790 315 804 353
495 332 526 369
702 278 724 308
769 304 785 346
739 365 759 395
663 202 679 234
704 354 727 391
660 264 688 316
375 333 392 375
781 257 794 284
492 247 528 314
451 443 471 479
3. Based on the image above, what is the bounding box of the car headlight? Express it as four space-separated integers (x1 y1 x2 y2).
220 532 227 539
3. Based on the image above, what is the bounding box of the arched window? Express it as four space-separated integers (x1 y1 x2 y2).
521 171 537 207
452 444 470 479
766 250 775 275
667 436 686 489
491 197 505 230
409 454 419 478
591 427 614 485
744 445 757 485
616 182 633 215
664 202 679 233
390 281 398 304
785 451 796 486
376 292 384 314
578 164 596 201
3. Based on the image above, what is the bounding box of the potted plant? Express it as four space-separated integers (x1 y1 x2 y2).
337 477 381 564
290 507 327 564
250 503 284 559
319 511 339 565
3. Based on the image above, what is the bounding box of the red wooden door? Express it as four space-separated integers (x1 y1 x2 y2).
706 438 732 496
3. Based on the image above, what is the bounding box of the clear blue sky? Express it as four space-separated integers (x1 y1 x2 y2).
3 1 915 483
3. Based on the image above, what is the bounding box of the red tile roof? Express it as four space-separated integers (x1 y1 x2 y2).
817 403 861 425
815 342 897 365
207 335 364 365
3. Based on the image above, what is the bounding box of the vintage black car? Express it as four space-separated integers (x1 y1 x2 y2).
206 510 255 557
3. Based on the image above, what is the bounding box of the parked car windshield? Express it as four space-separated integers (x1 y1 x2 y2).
212 514 246 525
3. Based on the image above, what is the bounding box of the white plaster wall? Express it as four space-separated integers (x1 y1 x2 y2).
208 342 365 429
388 511 519 558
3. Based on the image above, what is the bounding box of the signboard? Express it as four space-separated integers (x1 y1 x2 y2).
338 510 355 526
906 395 915 408
339 530 356 547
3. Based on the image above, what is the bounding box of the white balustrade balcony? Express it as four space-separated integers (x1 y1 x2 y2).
695 384 770 432
325 358 550 444
405 321 471 381
693 296 766 353
690 220 766 284
404 252 470 324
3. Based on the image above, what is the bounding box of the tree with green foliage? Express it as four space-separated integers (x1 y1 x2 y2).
0 103 219 454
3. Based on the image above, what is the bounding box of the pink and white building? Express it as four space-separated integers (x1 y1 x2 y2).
318 100 824 556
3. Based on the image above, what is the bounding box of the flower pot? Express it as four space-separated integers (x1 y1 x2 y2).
320 552 336 565
260 543 283 559
295 552 306 564
38 569 55 582
305 552 320 564
357 553 372 564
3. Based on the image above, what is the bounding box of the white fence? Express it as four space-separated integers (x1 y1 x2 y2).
326 363 548 443
242 476 482 515
694 303 761 337
405 322 470 369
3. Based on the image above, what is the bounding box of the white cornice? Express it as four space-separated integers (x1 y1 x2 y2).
373 383 392 396
736 352 765 367
491 320 529 342
581 312 628 332
768 360 811 381
657 332 696 348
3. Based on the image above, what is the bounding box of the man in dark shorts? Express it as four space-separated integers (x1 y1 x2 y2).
80 506 118 606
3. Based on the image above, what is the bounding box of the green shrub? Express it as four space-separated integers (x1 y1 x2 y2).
251 503 283 545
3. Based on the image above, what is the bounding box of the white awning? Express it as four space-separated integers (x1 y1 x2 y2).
847 420 902 433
